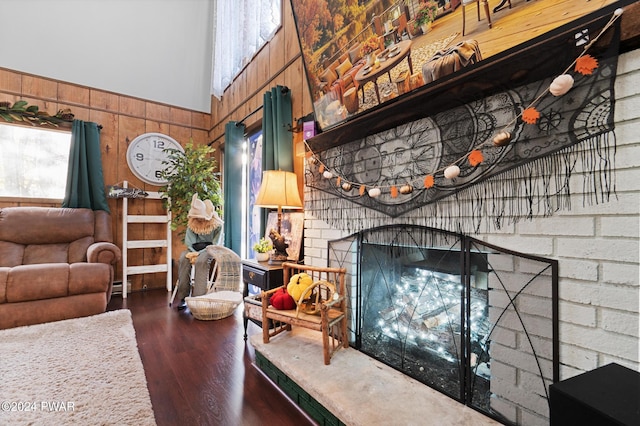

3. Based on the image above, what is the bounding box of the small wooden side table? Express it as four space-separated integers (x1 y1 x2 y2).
242 259 283 339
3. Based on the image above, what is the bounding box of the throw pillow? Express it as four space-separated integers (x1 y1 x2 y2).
319 67 338 85
348 43 363 64
335 59 353 78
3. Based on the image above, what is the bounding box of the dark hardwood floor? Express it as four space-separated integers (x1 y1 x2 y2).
107 289 316 426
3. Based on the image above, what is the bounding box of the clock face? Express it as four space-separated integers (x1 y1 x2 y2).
126 133 184 186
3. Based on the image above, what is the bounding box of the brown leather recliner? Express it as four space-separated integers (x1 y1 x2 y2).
0 207 121 329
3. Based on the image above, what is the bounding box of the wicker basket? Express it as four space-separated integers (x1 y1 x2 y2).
186 291 243 321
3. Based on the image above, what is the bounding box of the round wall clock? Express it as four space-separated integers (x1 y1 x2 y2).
126 132 184 186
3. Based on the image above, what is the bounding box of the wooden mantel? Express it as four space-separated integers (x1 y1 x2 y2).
306 1 640 153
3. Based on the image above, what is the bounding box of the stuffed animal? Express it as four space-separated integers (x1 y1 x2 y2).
287 272 313 301
270 287 296 310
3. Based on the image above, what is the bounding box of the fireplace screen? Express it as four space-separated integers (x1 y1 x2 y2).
328 225 558 425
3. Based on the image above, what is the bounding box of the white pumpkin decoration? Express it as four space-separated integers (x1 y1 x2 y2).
368 187 381 198
549 74 574 96
341 182 352 191
444 165 460 179
323 170 333 179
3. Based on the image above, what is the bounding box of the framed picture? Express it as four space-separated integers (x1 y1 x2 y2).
264 212 304 262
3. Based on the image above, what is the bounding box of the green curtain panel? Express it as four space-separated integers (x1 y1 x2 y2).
62 120 109 212
223 121 245 256
261 85 293 172
260 85 293 232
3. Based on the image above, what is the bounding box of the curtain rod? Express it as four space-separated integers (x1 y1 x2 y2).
207 86 289 146
236 104 263 126
207 105 263 147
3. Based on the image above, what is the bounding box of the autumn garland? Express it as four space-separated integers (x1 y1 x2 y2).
304 8 624 200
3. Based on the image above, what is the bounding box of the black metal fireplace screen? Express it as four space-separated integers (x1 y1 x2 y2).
328 225 558 425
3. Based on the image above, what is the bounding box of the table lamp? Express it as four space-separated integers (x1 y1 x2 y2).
254 170 303 263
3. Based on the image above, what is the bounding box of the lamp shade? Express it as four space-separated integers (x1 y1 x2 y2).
255 170 303 209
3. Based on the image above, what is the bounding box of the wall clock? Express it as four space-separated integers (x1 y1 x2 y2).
126 132 184 186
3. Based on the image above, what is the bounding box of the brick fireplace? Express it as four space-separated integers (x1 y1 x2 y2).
326 225 558 425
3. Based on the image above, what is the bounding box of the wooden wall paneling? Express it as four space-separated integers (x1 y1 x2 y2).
191 128 209 144
90 89 119 111
220 90 230 122
210 96 220 124
256 47 271 91
21 75 57 101
0 68 22 93
168 124 192 146
146 102 171 123
301 62 312 116
192 110 209 130
119 96 146 118
283 0 300 65
170 107 192 127
239 68 249 110
140 119 164 138
230 83 240 117
247 57 259 102
91 109 119 185
285 58 303 120
270 31 286 79
58 82 90 106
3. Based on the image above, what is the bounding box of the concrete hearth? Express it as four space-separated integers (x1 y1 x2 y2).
250 327 501 426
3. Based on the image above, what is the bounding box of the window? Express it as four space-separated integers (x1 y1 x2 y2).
0 124 71 200
211 0 282 98
246 130 263 256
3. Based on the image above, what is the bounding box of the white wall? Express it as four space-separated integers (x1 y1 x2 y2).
303 49 640 377
0 0 213 112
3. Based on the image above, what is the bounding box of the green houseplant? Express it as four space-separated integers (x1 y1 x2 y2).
252 237 273 261
159 139 222 232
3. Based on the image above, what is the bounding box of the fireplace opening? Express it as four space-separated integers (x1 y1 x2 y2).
328 225 558 425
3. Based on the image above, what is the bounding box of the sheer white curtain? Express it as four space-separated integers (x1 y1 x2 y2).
211 0 281 99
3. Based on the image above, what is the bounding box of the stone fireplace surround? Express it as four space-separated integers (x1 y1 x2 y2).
251 327 502 426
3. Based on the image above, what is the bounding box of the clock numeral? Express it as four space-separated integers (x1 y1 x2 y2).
154 140 165 149
155 170 163 179
135 153 144 161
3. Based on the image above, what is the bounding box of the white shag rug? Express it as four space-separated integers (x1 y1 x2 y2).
0 310 156 425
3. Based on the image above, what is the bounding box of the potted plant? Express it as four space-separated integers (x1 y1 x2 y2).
160 139 222 232
413 0 438 34
252 238 273 262
360 35 381 66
